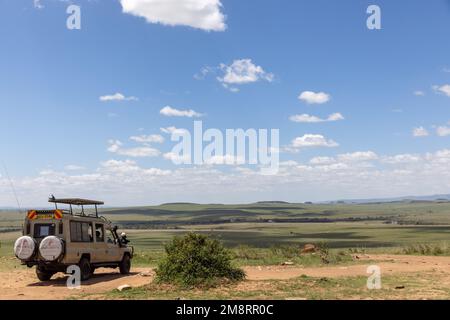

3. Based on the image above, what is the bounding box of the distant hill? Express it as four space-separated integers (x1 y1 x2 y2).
160 202 200 206
255 201 291 204
323 194 450 204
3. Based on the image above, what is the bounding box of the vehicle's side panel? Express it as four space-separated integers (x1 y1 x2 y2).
105 228 122 262
63 219 95 265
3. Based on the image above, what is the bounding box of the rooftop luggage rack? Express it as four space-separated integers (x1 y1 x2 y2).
48 196 104 217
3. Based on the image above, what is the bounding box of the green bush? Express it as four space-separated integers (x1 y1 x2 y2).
155 233 246 287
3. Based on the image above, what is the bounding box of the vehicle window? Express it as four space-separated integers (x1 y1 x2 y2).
106 229 117 245
95 224 104 242
33 223 55 238
70 221 93 242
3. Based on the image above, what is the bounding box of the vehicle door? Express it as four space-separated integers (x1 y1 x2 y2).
105 228 122 262
91 223 108 263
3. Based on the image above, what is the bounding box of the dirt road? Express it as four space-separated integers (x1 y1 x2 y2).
1 254 450 300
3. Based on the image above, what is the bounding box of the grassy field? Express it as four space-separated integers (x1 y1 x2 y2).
2 202 450 300
2 201 450 267
105 271 450 300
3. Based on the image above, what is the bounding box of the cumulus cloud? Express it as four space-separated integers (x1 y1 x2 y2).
64 165 85 171
289 113 344 123
381 154 422 164
34 0 44 9
337 151 378 162
4 149 450 207
309 156 336 165
288 134 339 150
298 91 330 104
413 91 425 96
101 159 169 176
130 134 164 144
437 126 450 137
433 84 450 97
99 93 138 102
160 106 203 117
203 154 245 166
119 0 226 31
215 59 273 92
413 127 429 137
107 140 160 157
218 59 274 85
160 126 189 135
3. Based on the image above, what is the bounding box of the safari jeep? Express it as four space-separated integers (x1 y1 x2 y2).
13 197 133 281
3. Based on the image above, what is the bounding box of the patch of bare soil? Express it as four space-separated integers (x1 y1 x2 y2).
0 267 154 300
243 254 450 280
2 254 450 300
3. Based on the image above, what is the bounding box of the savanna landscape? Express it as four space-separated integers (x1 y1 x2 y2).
2 200 450 300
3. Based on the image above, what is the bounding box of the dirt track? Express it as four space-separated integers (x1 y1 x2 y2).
1 254 450 300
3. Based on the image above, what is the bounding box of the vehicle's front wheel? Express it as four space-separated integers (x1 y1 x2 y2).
119 255 131 275
36 267 53 281
78 257 92 281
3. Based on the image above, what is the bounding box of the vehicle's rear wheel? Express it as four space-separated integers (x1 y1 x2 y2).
119 255 131 275
78 257 92 281
36 267 53 281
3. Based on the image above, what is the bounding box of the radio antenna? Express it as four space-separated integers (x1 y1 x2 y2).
1 161 23 214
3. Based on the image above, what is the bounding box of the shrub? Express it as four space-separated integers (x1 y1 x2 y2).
155 233 246 287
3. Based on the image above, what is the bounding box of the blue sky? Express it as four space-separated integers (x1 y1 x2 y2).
0 0 450 206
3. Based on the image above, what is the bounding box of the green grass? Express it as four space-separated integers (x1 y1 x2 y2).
103 271 450 300
2 201 450 270
123 222 450 250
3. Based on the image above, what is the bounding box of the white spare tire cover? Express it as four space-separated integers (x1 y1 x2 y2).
14 236 36 260
39 236 64 261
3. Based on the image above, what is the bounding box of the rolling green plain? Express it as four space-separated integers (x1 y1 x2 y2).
2 201 450 299
2 201 450 258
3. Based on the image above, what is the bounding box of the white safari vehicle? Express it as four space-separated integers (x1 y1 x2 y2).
13 197 133 281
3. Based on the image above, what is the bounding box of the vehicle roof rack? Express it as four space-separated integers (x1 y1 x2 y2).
48 197 104 206
48 196 104 217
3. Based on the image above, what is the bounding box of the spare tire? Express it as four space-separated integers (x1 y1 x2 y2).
39 236 64 261
14 236 36 260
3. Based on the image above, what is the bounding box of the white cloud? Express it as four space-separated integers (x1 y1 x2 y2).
64 165 85 171
107 140 160 157
34 0 44 9
279 160 299 167
101 159 169 176
309 152 378 166
5 149 450 207
120 0 226 32
218 59 273 87
130 134 165 144
289 113 344 123
194 66 214 80
413 127 429 137
99 93 138 102
160 106 203 118
163 152 191 163
437 126 450 137
298 91 330 105
337 151 378 162
160 126 189 135
413 91 425 96
433 85 450 97
309 156 336 165
204 154 245 165
289 134 339 150
382 154 421 164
